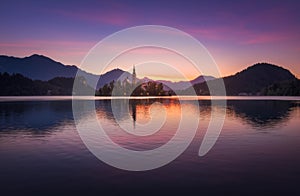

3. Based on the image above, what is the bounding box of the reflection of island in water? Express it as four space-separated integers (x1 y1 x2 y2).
126 99 297 129
0 99 299 135
95 98 180 125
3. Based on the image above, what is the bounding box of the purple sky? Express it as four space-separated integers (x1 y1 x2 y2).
1 0 300 78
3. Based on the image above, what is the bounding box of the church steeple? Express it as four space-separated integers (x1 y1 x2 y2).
132 65 136 85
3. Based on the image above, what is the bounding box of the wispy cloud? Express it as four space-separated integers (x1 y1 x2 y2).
185 25 293 45
240 33 288 45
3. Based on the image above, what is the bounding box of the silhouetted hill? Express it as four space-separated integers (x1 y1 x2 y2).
191 75 216 85
189 63 297 95
1 55 299 96
0 54 79 80
0 54 135 89
0 54 218 91
98 68 132 87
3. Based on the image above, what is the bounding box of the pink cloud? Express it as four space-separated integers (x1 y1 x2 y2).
185 25 292 45
126 47 173 55
186 26 232 40
240 33 288 45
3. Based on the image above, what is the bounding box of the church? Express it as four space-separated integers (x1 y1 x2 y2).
122 65 137 87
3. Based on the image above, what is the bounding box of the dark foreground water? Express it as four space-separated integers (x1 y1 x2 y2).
0 97 300 195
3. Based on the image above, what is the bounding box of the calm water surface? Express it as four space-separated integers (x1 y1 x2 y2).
0 97 300 195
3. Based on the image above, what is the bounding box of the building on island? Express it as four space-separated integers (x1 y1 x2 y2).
132 65 136 85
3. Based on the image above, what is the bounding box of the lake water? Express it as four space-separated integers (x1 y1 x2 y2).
0 96 300 195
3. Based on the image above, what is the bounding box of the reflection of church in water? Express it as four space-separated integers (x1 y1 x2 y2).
130 66 137 127
120 66 137 127
130 100 137 127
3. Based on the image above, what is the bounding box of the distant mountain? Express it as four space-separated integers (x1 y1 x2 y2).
0 54 79 80
135 75 215 91
1 55 298 96
188 63 297 95
157 75 215 91
0 54 213 91
0 54 132 89
97 68 132 87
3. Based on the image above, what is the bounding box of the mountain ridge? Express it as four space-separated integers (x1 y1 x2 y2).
0 54 299 96
0 54 214 90
0 54 80 80
188 62 297 96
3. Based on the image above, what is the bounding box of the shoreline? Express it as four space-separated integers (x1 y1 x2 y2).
1 95 300 102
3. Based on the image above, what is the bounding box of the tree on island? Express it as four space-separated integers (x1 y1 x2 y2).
96 80 169 96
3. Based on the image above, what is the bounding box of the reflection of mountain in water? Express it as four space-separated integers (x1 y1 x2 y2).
195 100 297 129
0 101 74 134
0 99 298 135
97 99 298 129
227 100 296 129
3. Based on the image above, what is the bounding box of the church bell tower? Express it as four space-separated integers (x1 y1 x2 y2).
132 65 136 85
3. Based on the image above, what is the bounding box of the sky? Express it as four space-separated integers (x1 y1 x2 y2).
0 0 300 80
